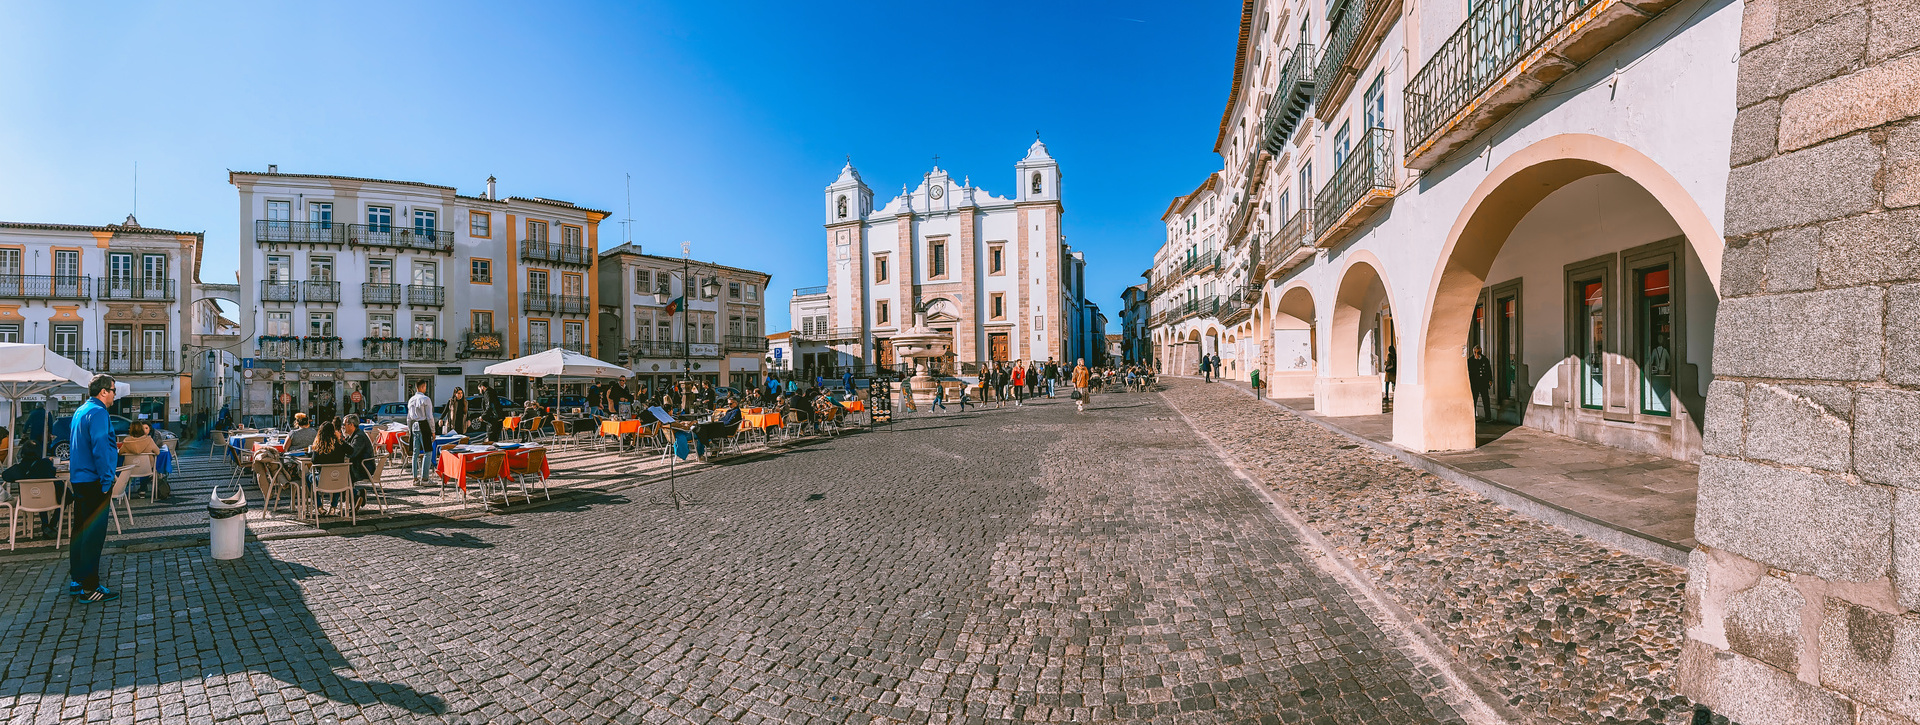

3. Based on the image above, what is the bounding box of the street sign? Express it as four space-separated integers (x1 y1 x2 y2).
242 358 255 369
773 348 783 359
280 393 292 405
350 391 363 403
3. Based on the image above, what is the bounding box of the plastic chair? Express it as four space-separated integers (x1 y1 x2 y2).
473 452 509 507
124 453 156 503
253 449 295 518
8 478 65 550
510 448 549 501
106 464 136 534
310 463 356 525
207 430 230 459
360 455 388 514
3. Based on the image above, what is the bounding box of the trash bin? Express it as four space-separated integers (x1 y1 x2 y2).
208 483 248 560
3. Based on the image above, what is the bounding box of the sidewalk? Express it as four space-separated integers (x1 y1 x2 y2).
1218 379 1695 564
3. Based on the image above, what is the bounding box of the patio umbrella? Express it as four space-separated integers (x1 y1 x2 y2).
0 343 94 466
481 347 630 379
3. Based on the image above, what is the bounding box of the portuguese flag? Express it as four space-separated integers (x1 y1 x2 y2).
663 295 684 317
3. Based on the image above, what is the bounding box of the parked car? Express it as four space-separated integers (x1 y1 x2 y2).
48 414 133 460
369 402 410 426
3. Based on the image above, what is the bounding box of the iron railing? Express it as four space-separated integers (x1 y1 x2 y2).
792 285 828 297
302 281 340 303
462 330 505 358
520 240 593 267
257 338 298 359
1314 127 1396 240
1263 43 1318 152
52 349 93 369
97 278 175 301
406 284 444 307
1314 0 1373 107
725 335 769 352
363 338 403 360
523 341 587 356
1405 0 1600 152
362 283 402 305
254 220 347 245
105 350 175 374
304 337 342 359
1278 207 1315 249
627 340 680 359
0 275 91 300
408 339 447 361
261 280 298 303
347 224 455 253
795 327 863 342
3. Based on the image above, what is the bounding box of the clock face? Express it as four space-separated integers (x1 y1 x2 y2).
930 185 944 200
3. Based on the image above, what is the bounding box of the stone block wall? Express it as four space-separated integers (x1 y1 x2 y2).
1681 0 1920 722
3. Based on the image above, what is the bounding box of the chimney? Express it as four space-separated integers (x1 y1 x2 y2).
267 164 278 174
486 175 497 200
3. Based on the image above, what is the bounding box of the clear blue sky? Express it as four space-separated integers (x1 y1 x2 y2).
0 1 1238 330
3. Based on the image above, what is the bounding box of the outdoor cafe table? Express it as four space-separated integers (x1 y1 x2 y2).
374 428 408 453
437 445 550 492
837 400 865 413
227 433 284 463
742 412 782 433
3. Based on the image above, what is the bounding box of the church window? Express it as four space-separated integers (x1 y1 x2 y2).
1031 173 1043 195
930 240 947 278
874 255 889 284
837 195 848 219
877 300 890 326
991 293 1006 320
989 244 1005 275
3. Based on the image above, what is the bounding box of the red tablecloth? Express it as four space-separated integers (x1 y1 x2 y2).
437 447 552 491
375 429 408 453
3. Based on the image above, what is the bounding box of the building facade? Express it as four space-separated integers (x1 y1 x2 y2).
809 141 1094 376
595 242 771 393
0 218 204 427
1118 283 1151 364
233 170 606 424
1147 0 1740 463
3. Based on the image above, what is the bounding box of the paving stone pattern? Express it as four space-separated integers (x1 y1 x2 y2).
1159 380 1693 724
0 391 1478 724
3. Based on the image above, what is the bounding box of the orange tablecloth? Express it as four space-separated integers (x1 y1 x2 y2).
437 446 551 491
375 429 408 453
838 400 865 412
742 412 782 430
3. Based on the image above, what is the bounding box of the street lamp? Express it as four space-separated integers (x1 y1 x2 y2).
678 242 721 409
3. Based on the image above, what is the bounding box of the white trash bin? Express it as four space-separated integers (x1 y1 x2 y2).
208 483 248 560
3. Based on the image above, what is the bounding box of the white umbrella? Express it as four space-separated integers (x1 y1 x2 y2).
0 344 95 466
482 347 631 379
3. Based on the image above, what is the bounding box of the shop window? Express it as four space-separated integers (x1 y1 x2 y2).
1636 265 1674 416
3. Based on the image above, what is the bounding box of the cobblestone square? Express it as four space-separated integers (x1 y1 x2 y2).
0 387 1491 724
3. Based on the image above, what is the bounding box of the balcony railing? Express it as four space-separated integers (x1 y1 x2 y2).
362 283 401 305
257 338 298 360
524 341 587 356
462 330 505 359
1314 0 1370 108
1270 208 1318 279
363 338 403 360
51 349 93 369
627 340 678 359
725 335 769 352
97 278 175 301
519 240 594 267
523 294 590 315
304 337 342 359
105 350 175 374
1219 286 1253 325
254 220 347 246
304 281 340 303
408 338 447 362
261 280 298 303
1314 127 1396 245
0 275 92 300
795 327 863 342
1261 42 1318 153
406 284 444 307
792 285 828 298
347 224 454 253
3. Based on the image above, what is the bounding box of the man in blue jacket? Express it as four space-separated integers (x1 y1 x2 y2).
70 375 120 602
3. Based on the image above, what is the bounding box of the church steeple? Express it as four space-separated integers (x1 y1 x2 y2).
824 157 873 224
1016 137 1061 204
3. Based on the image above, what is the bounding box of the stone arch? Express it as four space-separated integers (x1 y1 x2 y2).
1320 255 1395 416
1405 133 1726 452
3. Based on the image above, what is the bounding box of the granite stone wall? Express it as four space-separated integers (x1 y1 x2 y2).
1680 0 1920 722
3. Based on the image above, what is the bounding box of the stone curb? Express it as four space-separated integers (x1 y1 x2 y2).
1200 376 1689 566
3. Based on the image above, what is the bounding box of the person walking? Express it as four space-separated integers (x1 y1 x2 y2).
1383 346 1399 408
1011 364 1027 406
931 381 947 412
1199 353 1213 383
1072 359 1093 413
444 388 469 437
68 375 120 603
843 369 856 398
1044 359 1060 399
957 381 972 412
1468 346 1494 422
477 383 504 441
407 380 436 483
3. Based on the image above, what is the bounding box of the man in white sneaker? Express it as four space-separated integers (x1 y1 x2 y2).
407 380 436 482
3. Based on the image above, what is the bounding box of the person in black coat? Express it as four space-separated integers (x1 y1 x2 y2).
1468 346 1494 422
475 383 504 442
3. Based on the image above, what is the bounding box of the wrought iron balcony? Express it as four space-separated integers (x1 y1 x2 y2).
254 220 347 246
257 337 298 360
407 338 447 362
519 240 594 267
1313 0 1393 117
105 350 175 374
406 284 444 307
303 281 340 303
97 278 175 301
363 338 403 360
362 283 402 305
1314 127 1396 246
523 293 592 315
0 275 92 300
1270 209 1319 278
1402 0 1666 168
304 337 342 359
725 335 769 352
261 280 298 303
792 285 828 298
52 349 93 369
524 340 586 356
347 224 454 254
1261 43 1318 153
461 330 505 358
627 340 679 359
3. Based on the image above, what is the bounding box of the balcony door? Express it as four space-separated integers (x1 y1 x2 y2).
142 254 166 297
51 324 77 359
367 259 393 284
563 321 584 352
413 260 437 286
53 250 80 297
413 209 436 237
109 253 134 294
529 320 550 350
108 326 131 371
266 200 291 235
141 327 166 370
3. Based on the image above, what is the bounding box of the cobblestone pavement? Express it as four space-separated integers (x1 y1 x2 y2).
1157 379 1693 725
0 390 1492 724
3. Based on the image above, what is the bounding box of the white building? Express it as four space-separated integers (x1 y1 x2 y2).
595 242 771 393
0 217 205 427
233 169 607 424
806 140 1095 376
1150 0 1738 462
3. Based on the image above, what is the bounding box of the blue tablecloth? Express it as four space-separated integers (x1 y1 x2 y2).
156 448 173 475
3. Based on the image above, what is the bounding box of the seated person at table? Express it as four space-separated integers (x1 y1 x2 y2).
118 421 163 496
692 400 743 457
343 415 378 484
310 421 366 509
284 413 317 452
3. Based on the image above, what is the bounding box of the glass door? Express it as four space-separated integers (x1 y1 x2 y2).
53 250 79 297
1637 266 1673 416
109 253 133 296
1495 294 1518 405
1577 279 1605 410
142 254 166 298
141 328 166 371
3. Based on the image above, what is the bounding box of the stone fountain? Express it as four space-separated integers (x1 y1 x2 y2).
890 312 951 407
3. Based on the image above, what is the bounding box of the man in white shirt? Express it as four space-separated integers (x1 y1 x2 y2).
407 381 436 482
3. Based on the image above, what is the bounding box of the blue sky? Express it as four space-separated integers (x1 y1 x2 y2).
0 1 1238 329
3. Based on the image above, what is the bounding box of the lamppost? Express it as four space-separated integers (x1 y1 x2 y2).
677 242 720 409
